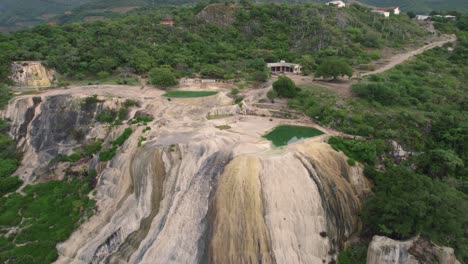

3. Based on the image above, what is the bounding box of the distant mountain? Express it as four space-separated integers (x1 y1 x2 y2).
0 0 149 31
357 0 468 13
0 0 466 32
0 0 92 30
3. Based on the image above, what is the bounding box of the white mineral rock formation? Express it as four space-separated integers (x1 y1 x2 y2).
3 85 372 264
10 61 55 87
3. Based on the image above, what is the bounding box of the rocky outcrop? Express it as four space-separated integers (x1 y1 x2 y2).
3 85 372 264
197 3 238 27
367 236 460 264
10 61 55 87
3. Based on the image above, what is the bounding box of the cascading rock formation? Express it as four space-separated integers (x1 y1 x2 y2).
2 85 372 264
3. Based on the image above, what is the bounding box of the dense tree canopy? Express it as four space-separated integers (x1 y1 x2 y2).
0 3 426 82
362 166 467 258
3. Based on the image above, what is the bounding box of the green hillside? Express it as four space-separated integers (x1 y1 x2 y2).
359 0 468 13
0 3 427 81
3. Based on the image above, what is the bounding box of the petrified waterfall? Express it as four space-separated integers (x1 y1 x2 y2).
10 61 55 87
2 85 371 264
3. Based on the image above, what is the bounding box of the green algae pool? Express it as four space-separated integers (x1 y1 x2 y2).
162 90 218 98
263 125 324 147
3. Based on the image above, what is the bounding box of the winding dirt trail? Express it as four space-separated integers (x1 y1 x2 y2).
359 34 457 77
295 34 457 96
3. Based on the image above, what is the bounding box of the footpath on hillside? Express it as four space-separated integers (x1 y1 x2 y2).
292 34 457 97
359 34 457 77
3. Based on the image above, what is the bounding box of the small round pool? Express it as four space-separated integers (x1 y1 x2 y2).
263 125 323 147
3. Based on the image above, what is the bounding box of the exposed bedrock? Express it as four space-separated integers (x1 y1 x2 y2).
2 94 117 182
367 236 460 264
3 87 372 263
10 61 55 87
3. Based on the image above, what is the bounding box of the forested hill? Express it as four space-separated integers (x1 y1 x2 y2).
0 2 428 82
358 0 468 13
1 0 466 32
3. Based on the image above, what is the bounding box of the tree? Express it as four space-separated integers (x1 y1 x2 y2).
300 55 317 75
273 76 297 98
316 57 353 80
149 67 178 88
407 11 416 19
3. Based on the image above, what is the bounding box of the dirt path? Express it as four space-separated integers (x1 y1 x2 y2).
359 34 456 77
292 34 457 96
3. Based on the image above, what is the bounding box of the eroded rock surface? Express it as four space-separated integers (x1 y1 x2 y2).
367 236 460 264
10 61 55 87
3 85 372 264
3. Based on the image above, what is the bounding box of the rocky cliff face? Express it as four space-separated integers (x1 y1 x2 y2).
3 85 372 264
10 61 55 87
367 236 460 264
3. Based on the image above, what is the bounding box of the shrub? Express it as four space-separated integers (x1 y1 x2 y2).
273 76 297 98
96 109 117 123
97 71 110 79
149 67 178 88
82 95 103 105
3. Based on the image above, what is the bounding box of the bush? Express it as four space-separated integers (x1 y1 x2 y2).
82 95 103 105
96 109 117 123
97 71 110 79
273 76 297 98
149 67 178 88
231 88 239 95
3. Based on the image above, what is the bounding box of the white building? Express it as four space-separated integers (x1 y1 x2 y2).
372 10 390 18
416 15 430 20
326 1 346 8
267 60 302 74
372 6 400 17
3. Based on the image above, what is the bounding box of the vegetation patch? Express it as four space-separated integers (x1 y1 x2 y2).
99 128 133 161
207 114 232 120
215 125 231 130
0 177 95 263
263 125 323 147
162 90 218 98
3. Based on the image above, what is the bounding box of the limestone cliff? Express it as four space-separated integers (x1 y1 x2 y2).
3 85 372 264
367 236 460 264
10 61 55 87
